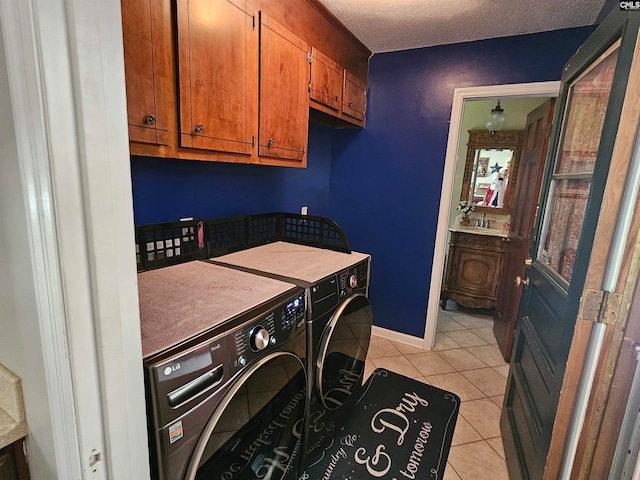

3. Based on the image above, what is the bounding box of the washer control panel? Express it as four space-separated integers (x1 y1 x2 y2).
229 291 305 375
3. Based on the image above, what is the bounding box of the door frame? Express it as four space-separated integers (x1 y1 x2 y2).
1 0 150 478
424 82 561 349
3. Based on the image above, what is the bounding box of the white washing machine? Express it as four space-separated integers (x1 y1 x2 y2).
138 260 307 480
208 241 372 466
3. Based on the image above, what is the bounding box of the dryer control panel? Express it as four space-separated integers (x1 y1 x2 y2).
228 291 306 376
338 259 370 299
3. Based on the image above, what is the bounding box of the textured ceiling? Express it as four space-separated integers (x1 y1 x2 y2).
318 0 609 53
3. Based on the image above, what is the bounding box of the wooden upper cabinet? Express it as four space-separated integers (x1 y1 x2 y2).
342 70 366 124
121 0 170 145
309 47 343 112
177 0 258 155
120 0 370 164
258 15 309 165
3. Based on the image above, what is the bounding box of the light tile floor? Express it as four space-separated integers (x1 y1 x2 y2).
364 304 510 479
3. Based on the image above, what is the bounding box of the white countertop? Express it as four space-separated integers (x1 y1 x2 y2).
449 225 509 238
0 364 27 450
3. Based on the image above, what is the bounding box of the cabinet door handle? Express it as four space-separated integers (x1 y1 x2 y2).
268 137 274 146
144 114 156 125
348 101 352 107
515 276 529 287
335 95 339 100
195 124 204 133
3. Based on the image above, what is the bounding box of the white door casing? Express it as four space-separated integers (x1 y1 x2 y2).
424 82 561 349
1 0 150 478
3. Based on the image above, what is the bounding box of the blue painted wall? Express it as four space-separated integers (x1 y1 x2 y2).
131 124 333 224
131 27 595 339
329 27 595 338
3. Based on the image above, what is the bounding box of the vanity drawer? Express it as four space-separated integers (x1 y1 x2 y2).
451 231 506 250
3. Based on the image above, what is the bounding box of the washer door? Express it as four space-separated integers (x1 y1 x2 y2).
184 352 306 480
316 294 372 410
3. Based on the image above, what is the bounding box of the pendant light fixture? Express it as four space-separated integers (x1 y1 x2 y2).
486 100 506 133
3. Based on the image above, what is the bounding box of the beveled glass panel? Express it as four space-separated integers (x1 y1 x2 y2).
538 44 619 283
555 47 619 175
539 179 591 282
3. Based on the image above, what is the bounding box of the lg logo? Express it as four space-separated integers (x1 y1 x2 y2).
163 363 181 376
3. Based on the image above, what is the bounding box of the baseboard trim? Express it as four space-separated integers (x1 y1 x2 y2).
371 326 427 349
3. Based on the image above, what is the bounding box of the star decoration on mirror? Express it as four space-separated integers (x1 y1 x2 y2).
490 162 503 174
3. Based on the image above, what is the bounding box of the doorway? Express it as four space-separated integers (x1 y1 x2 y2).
424 82 560 350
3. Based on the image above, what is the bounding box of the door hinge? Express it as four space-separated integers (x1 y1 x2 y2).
251 136 255 148
579 289 622 325
307 51 312 64
308 82 311 93
252 15 255 30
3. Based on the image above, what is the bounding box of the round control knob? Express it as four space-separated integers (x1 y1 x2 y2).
250 326 270 351
349 274 358 289
238 356 247 367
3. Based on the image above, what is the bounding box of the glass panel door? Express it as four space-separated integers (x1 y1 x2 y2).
538 42 620 283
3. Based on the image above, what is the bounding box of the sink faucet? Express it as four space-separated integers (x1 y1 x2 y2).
475 213 490 228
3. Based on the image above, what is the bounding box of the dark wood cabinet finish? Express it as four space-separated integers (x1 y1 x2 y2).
441 231 506 309
177 0 258 156
121 0 170 145
258 15 309 165
0 449 16 480
0 441 29 480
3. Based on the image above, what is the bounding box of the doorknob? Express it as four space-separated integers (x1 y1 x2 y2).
515 276 530 287
524 258 533 268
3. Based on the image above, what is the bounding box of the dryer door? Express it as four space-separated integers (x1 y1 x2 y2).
183 352 306 480
316 294 372 410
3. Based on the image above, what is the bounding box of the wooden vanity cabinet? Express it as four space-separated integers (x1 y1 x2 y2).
121 0 171 146
258 15 309 165
176 0 258 156
440 231 506 310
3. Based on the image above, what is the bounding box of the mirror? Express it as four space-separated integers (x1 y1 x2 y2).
460 130 524 211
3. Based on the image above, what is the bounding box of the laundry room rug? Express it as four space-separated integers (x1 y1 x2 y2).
297 368 460 480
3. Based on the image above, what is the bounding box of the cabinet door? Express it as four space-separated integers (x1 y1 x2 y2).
342 70 366 123
121 0 170 145
309 47 343 112
451 247 502 297
177 0 258 155
259 15 309 165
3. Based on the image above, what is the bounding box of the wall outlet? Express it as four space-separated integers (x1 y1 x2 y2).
301 206 308 215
